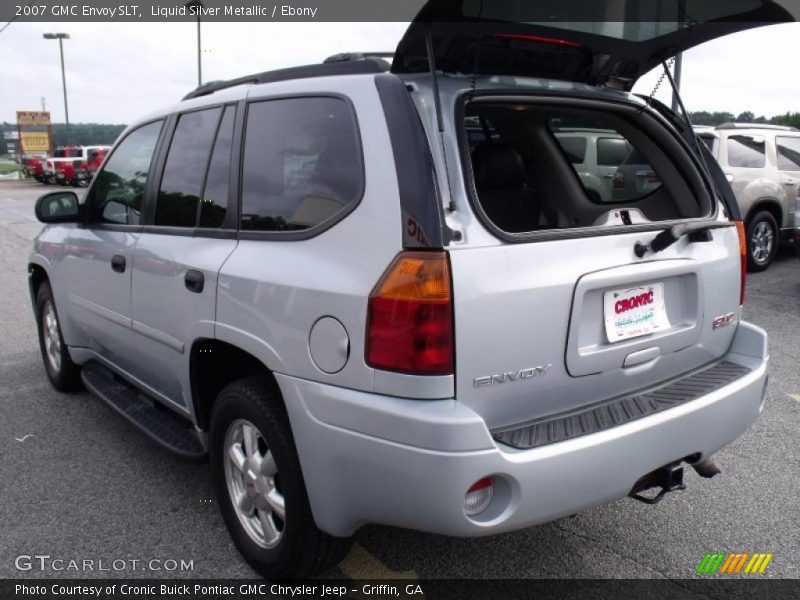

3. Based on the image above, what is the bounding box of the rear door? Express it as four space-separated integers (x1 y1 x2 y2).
130 105 239 408
394 0 799 89
448 97 742 430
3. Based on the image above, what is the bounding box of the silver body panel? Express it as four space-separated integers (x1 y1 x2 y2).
29 69 768 539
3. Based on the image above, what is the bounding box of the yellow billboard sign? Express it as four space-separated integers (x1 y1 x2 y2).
17 111 51 126
20 132 51 153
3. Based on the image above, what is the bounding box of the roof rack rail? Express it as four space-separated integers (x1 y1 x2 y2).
181 56 391 101
324 52 394 63
717 122 799 131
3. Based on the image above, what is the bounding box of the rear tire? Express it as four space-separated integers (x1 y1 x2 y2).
746 211 778 272
209 376 351 579
35 281 82 392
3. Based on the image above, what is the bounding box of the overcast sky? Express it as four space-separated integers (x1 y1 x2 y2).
1 21 797 124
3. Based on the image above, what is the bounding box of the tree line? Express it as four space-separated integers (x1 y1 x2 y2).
688 111 800 128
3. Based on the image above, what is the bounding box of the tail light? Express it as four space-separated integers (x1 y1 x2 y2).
366 251 454 376
735 221 746 305
612 171 625 189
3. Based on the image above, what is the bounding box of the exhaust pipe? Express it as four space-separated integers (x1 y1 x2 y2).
692 459 721 479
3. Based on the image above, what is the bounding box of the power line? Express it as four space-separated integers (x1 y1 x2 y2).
0 1 36 37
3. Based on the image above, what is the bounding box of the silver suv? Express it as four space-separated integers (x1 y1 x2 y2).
695 123 800 270
30 4 789 579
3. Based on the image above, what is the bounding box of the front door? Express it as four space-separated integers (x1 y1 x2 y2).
63 120 164 373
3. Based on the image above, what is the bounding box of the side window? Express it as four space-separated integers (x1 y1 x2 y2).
198 105 235 228
777 136 800 171
90 121 163 225
596 137 632 166
155 107 222 227
727 134 766 168
240 97 361 232
555 136 587 164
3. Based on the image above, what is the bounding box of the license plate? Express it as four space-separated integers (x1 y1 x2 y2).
603 283 670 343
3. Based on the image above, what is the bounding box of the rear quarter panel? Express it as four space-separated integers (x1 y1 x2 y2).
215 75 405 395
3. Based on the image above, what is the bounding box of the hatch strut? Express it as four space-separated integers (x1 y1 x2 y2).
425 28 456 213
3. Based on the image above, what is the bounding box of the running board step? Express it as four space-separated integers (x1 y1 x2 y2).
81 361 206 459
492 361 751 450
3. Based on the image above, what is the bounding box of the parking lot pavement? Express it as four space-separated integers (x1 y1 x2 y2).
1 179 798 580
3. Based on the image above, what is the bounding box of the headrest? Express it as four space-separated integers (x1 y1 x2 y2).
471 143 526 190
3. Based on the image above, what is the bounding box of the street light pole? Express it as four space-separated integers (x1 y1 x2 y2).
185 0 204 86
196 14 202 86
43 33 70 140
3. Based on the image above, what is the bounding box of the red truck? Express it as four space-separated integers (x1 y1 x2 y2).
43 145 111 186
21 155 47 182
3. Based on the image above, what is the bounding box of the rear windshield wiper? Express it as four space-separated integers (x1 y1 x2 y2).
634 221 733 258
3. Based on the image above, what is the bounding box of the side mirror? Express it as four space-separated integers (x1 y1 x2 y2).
35 191 81 223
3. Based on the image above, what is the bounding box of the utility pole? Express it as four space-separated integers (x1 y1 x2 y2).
41 97 46 111
43 33 70 141
185 0 204 86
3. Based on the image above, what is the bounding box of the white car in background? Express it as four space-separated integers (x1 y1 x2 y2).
695 123 800 271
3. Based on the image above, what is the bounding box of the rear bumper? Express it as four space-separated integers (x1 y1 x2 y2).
279 322 768 538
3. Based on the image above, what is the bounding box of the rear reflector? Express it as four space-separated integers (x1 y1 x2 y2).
493 33 582 48
464 477 494 516
366 251 454 376
735 220 746 305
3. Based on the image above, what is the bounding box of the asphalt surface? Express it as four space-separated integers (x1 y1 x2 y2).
1 179 798 580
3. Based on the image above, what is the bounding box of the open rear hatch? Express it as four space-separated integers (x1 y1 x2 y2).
392 1 794 431
393 0 798 90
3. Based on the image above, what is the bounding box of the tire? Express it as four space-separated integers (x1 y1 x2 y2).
209 376 352 579
746 210 778 272
35 281 82 392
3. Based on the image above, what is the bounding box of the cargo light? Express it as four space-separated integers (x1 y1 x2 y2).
365 251 454 376
735 221 747 306
464 477 494 516
493 33 582 48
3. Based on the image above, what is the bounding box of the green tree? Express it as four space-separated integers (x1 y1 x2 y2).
771 112 800 129
52 123 127 147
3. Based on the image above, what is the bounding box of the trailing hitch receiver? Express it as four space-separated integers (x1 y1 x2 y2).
629 461 686 505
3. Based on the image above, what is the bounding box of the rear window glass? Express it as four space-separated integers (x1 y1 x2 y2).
155 107 222 227
240 97 361 232
464 103 704 235
777 136 800 171
551 121 662 204
553 136 587 164
460 0 761 41
727 135 766 168
596 138 632 166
